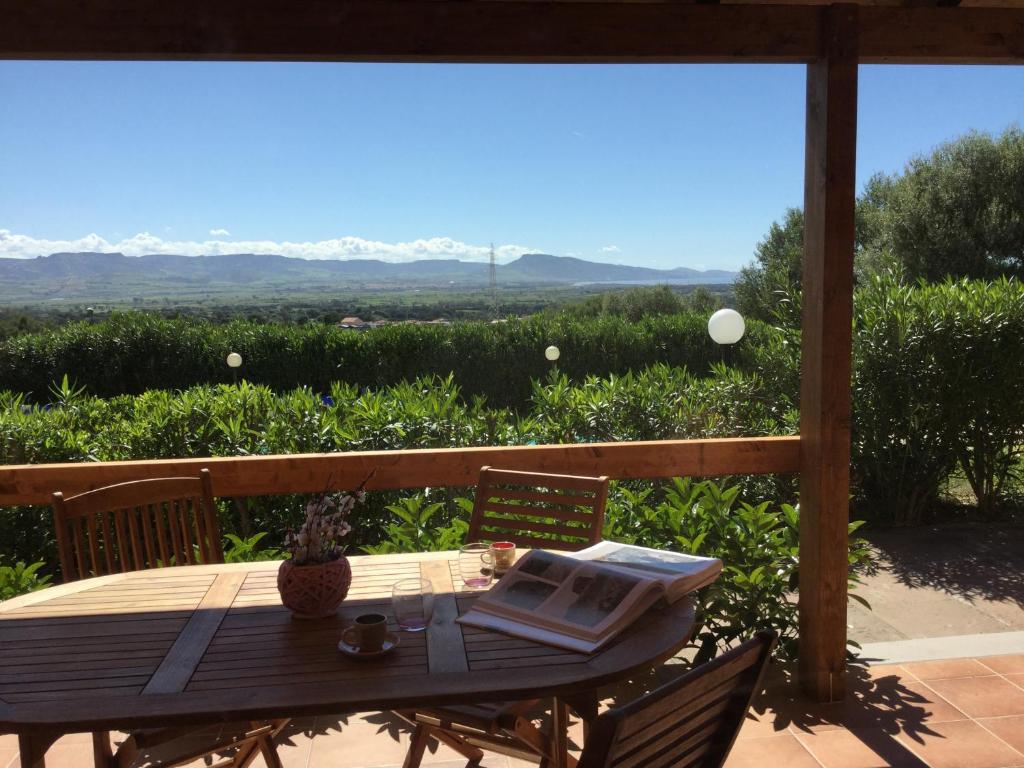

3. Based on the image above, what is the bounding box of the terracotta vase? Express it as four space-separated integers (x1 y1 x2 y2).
277 556 352 619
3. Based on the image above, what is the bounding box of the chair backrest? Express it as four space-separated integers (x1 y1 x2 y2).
466 466 609 552
577 631 777 768
52 469 223 582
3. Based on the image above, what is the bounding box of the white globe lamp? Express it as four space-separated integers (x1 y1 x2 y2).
226 352 243 368
544 345 560 362
707 309 745 345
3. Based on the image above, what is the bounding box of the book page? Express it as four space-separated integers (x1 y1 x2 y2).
568 542 722 599
469 550 659 641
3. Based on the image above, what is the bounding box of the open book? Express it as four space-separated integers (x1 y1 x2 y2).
456 542 722 654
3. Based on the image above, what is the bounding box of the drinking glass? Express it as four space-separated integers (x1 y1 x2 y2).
459 542 495 589
392 578 434 632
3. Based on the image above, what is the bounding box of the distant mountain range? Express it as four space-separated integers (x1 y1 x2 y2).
0 251 737 303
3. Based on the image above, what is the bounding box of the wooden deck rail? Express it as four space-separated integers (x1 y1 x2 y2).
0 436 799 507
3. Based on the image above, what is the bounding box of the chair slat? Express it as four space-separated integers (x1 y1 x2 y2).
484 489 598 508
70 519 86 581
139 504 157 567
614 717 721 768
99 511 116 575
165 500 184 565
576 632 776 768
86 513 103 577
477 515 593 540
123 508 141 571
113 508 130 573
616 651 762 739
479 468 608 493
192 496 209 563
154 503 171 566
51 470 222 582
480 502 598 525
467 467 608 552
177 499 196 564
612 696 730 768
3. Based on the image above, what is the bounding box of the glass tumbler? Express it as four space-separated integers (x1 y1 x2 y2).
459 542 495 589
392 578 434 632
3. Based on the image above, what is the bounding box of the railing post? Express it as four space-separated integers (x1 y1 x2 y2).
799 3 858 703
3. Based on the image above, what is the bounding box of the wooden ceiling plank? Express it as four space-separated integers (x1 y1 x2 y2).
0 1 1021 64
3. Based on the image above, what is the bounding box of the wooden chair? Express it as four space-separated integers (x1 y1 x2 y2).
466 466 610 551
400 467 610 768
576 631 777 768
53 471 223 579
51 470 288 768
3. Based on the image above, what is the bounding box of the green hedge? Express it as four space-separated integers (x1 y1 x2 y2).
852 274 1024 523
0 312 774 410
0 365 792 568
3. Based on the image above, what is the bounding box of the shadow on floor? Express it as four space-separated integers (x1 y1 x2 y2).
867 521 1024 605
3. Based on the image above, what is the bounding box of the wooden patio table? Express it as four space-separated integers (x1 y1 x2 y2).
0 551 696 768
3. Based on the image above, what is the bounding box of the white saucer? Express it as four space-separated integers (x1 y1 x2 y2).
338 628 400 659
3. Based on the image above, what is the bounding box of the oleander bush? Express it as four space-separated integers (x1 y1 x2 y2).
359 478 872 661
0 363 790 568
851 273 1024 524
0 311 775 410
0 559 51 601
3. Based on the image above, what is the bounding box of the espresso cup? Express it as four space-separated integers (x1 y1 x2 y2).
490 541 516 575
351 613 387 652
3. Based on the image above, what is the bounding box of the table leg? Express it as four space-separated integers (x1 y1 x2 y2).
18 729 58 768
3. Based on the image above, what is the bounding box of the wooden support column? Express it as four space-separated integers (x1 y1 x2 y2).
799 3 859 703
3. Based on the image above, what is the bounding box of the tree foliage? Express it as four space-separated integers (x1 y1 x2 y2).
865 127 1024 282
737 127 1024 322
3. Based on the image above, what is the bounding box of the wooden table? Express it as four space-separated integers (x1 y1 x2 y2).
0 552 696 767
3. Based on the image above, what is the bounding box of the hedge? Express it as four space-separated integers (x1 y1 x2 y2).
0 312 775 410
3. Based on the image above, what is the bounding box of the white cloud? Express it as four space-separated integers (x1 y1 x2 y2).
0 229 534 264
601 245 621 253
209 228 231 237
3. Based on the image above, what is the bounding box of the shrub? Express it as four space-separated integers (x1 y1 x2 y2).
0 559 52 601
604 478 871 662
851 273 1024 522
367 478 872 661
0 311 776 410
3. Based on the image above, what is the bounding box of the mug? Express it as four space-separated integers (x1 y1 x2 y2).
350 612 387 651
490 541 516 575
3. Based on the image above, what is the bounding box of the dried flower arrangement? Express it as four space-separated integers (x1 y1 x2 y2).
283 471 375 566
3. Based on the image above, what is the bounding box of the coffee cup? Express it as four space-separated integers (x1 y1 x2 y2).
350 613 387 652
490 541 516 575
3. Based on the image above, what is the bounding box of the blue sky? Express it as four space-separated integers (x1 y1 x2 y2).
1 62 1021 270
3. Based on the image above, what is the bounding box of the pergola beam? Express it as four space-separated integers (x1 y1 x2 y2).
0 1 1022 64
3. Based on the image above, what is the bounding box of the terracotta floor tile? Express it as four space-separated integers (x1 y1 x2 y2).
978 656 1024 676
865 681 969 726
1 749 17 768
902 658 993 681
738 708 791 739
1007 674 1024 691
865 664 917 683
0 736 15 752
978 716 1024 754
924 675 1024 718
895 719 1024 768
796 727 928 768
724 734 821 767
28 742 93 767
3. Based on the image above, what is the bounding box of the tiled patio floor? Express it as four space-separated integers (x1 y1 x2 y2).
3 653 1023 768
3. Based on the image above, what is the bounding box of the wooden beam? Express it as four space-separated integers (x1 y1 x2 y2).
0 1 1021 64
799 4 858 703
0 436 800 506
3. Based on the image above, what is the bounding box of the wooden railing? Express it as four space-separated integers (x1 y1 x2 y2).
0 436 799 506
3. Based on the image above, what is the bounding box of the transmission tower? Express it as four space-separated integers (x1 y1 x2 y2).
488 243 499 319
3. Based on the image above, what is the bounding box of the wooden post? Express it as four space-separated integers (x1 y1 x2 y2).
799 3 858 703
